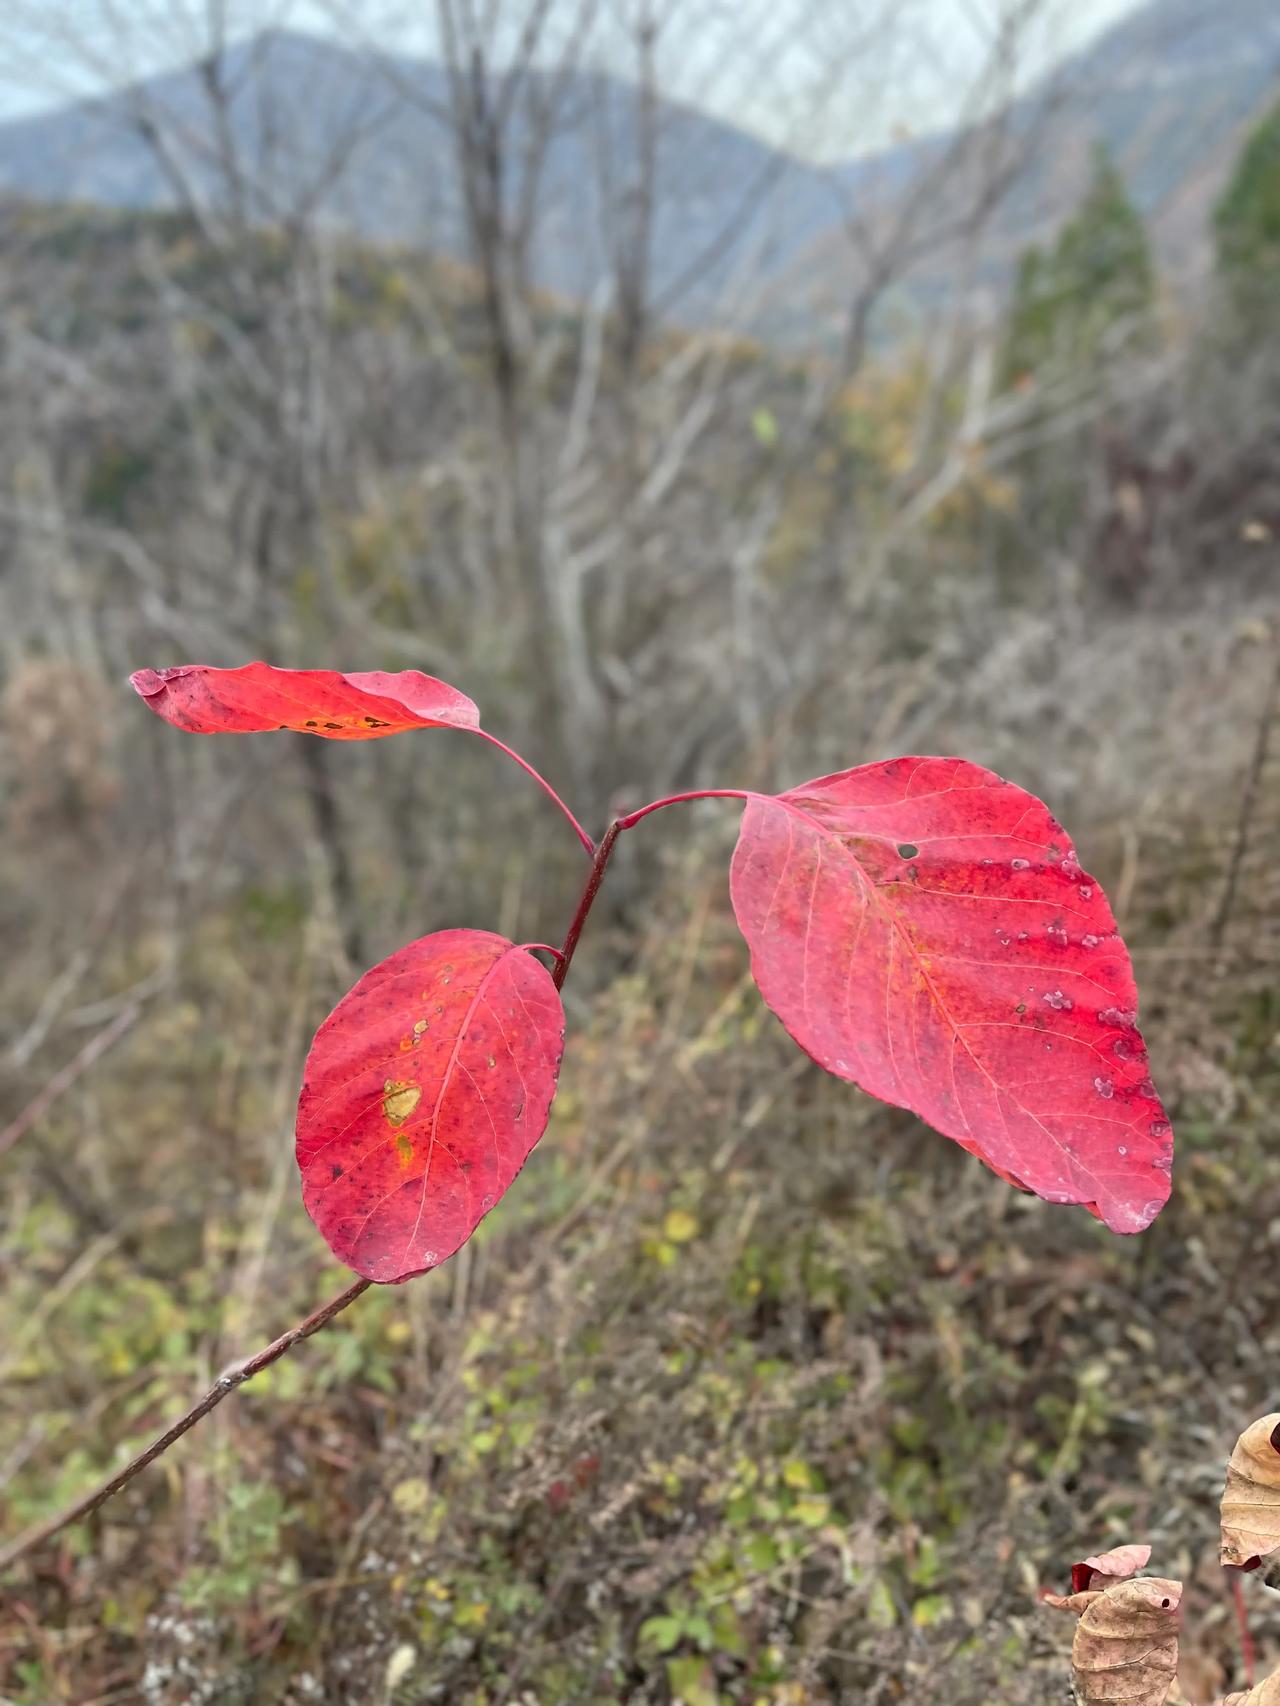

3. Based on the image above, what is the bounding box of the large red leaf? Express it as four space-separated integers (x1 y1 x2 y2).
296 929 564 1282
130 662 478 739
730 757 1173 1233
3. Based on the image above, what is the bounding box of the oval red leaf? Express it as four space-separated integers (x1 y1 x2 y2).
730 757 1173 1234
296 929 565 1282
130 662 478 739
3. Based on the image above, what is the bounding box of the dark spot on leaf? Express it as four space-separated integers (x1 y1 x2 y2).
897 844 919 859
1015 1003 1026 1014
331 1164 343 1179
305 720 318 729
323 721 343 731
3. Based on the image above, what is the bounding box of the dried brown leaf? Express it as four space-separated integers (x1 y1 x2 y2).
1220 1676 1280 1706
1044 1589 1103 1614
1074 1545 1154 1593
1220 1415 1280 1569
1071 1577 1182 1705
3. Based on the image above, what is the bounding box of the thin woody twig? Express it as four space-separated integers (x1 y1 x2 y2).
0 769 755 1573
0 1276 370 1575
0 802 631 1573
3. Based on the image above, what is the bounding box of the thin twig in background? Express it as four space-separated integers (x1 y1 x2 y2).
0 1002 141 1161
1211 624 1280 951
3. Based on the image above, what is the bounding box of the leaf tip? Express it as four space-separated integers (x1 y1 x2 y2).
1098 1182 1171 1236
129 667 166 700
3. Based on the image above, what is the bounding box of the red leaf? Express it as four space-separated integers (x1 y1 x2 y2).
296 929 564 1283
130 662 478 739
729 757 1173 1233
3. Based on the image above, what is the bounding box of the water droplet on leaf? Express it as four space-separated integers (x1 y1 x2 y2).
1099 1006 1137 1028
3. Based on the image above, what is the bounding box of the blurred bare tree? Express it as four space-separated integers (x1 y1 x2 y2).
0 0 1273 931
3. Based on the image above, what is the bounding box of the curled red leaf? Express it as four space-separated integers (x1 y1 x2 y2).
130 662 479 739
296 929 564 1283
730 757 1173 1233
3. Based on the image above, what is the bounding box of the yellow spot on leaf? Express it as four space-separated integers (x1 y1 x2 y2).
383 1079 422 1126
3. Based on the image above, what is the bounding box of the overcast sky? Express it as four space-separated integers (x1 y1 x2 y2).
0 0 1143 156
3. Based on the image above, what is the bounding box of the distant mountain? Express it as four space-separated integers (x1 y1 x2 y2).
0 28 851 326
0 0 1276 336
1020 0 1279 259
784 0 1280 337
1061 0 1280 264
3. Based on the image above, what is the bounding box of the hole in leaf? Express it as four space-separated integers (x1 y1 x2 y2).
897 843 919 859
